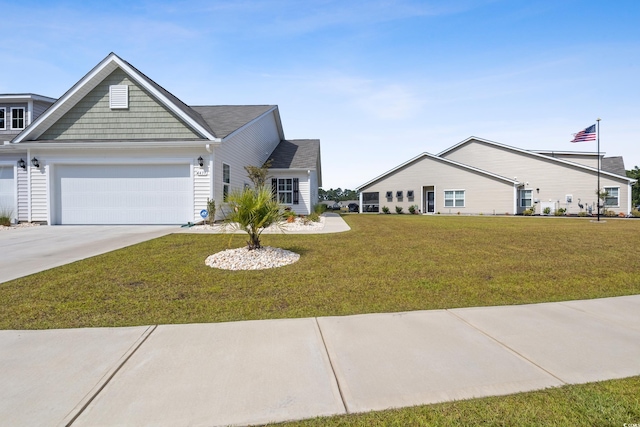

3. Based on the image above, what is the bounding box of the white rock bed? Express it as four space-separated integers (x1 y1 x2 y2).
193 216 325 233
205 246 300 270
0 223 40 231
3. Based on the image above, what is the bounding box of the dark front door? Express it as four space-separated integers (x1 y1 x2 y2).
427 191 435 213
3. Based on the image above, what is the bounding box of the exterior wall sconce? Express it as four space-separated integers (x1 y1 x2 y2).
18 159 26 170
536 188 540 193
31 157 40 168
197 156 204 167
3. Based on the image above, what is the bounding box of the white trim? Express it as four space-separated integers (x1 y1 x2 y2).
628 182 633 214
0 161 18 222
12 53 220 143
109 85 129 109
519 188 534 208
0 107 5 130
603 186 620 208
10 107 25 130
443 189 465 208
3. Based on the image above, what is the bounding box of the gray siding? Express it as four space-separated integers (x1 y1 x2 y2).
361 155 515 215
40 69 201 140
538 153 600 169
30 164 48 222
442 139 632 214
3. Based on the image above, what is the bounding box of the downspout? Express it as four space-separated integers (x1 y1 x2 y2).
358 191 363 213
513 183 518 215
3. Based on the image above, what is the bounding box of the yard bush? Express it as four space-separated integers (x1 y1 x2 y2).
0 208 12 227
395 206 403 214
382 206 390 214
631 209 640 218
224 186 283 249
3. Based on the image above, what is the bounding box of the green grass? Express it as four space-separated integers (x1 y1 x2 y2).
1 215 639 330
2 214 639 425
270 376 640 427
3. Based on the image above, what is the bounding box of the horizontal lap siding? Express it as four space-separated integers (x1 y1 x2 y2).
216 112 281 205
443 140 631 214
361 156 514 214
193 168 210 221
30 165 47 222
40 69 201 140
17 166 28 221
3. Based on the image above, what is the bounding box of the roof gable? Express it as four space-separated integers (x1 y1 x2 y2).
439 137 634 183
357 151 517 191
13 53 218 143
38 68 201 141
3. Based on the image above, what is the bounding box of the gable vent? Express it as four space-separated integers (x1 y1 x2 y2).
109 85 129 109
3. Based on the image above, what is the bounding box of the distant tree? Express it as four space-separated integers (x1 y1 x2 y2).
318 187 358 202
244 159 272 188
627 166 640 207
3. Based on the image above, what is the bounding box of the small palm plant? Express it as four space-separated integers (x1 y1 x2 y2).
224 186 282 250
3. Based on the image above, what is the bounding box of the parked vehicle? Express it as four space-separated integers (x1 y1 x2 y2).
348 203 359 213
328 203 341 210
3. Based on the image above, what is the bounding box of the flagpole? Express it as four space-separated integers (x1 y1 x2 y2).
597 118 601 222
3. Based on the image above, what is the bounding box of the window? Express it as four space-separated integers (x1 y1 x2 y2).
0 108 5 130
385 191 392 200
604 187 619 206
396 191 403 199
11 108 25 130
362 192 380 212
444 190 465 207
109 85 129 109
272 178 299 205
520 189 532 207
222 163 230 202
407 190 414 200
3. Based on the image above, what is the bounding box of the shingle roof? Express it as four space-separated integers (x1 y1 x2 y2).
191 105 276 139
601 156 626 176
267 139 320 169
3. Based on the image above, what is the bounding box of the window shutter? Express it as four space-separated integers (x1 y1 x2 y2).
293 178 299 205
109 85 129 109
271 178 277 200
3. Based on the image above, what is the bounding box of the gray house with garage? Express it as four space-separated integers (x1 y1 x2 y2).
357 137 636 216
0 53 321 224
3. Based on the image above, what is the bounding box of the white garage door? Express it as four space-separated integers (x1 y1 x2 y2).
0 166 15 220
54 164 192 225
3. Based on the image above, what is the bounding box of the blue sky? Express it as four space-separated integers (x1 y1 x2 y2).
2 0 639 189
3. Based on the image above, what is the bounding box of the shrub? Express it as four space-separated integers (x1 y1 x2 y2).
395 206 403 214
0 208 12 227
578 211 587 217
604 210 617 217
224 186 283 250
313 204 327 214
631 209 640 218
554 208 566 216
408 205 416 214
523 208 535 216
543 207 551 215
382 206 390 214
307 212 321 222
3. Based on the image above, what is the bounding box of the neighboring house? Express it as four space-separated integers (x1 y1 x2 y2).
0 53 321 224
357 136 636 216
0 94 57 222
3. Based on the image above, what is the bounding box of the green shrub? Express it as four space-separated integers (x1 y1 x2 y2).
313 204 327 214
224 187 283 250
395 206 403 214
408 205 417 214
523 208 535 216
578 211 587 217
307 212 321 222
382 206 390 214
631 209 640 218
543 207 551 215
0 208 12 227
554 208 566 216
604 209 617 217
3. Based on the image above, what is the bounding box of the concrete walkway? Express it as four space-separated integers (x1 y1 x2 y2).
2 295 639 427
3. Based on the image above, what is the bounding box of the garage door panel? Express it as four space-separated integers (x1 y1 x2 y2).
55 164 192 225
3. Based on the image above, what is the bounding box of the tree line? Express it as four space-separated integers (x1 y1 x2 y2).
318 188 358 202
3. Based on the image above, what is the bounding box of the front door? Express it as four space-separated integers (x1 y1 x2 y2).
427 191 435 213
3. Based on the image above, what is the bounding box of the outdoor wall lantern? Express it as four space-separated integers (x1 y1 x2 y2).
536 188 540 193
31 157 40 168
197 156 204 167
18 158 26 170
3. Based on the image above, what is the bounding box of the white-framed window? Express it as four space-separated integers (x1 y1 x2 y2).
11 107 25 130
222 163 230 202
444 190 465 207
277 178 293 204
603 187 619 206
520 189 533 207
0 108 5 130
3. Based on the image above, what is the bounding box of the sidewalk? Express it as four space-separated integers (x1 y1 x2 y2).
2 295 639 427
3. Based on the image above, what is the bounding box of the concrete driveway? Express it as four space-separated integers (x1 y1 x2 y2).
0 225 176 283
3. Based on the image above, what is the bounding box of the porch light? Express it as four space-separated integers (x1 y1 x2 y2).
197 156 204 167
31 157 40 168
18 158 26 170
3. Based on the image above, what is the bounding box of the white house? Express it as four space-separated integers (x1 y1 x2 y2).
0 53 321 224
357 137 636 216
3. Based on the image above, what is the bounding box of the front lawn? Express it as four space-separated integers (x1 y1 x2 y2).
0 215 639 330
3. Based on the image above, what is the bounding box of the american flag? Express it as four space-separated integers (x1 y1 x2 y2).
571 124 596 142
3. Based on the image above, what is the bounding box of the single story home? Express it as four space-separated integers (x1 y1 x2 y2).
0 53 321 224
356 136 636 216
